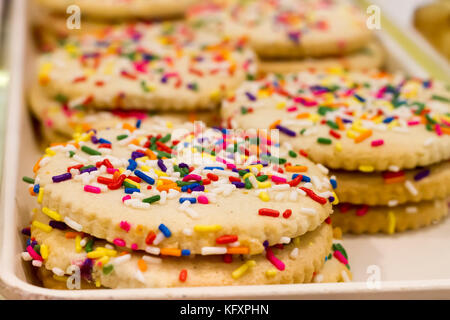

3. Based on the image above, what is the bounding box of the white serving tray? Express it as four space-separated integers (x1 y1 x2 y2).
1 0 450 299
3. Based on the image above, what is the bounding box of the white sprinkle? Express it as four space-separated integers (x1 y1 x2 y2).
300 208 317 216
201 247 227 255
424 137 435 147
388 200 399 207
32 260 42 267
297 188 306 196
111 253 131 265
64 217 83 232
21 252 32 261
105 244 115 250
159 191 167 205
153 231 165 245
274 192 286 201
52 267 65 277
183 228 193 236
289 190 298 201
135 270 146 283
314 274 324 283
404 180 418 196
341 270 351 282
80 237 88 247
289 248 299 259
317 163 329 175
279 237 291 244
388 165 400 172
228 241 240 247
406 206 418 214
142 255 162 264
145 246 161 256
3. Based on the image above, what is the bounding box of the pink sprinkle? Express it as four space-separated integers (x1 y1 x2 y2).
371 139 384 147
356 205 369 216
293 96 317 107
226 163 236 170
333 250 348 265
435 124 442 136
286 106 298 112
120 221 131 232
197 195 209 204
182 174 202 182
265 248 285 271
375 87 386 98
271 175 287 184
113 238 126 247
122 195 131 202
84 185 101 194
131 243 138 250
107 168 118 174
133 61 148 73
26 245 43 261
407 120 420 126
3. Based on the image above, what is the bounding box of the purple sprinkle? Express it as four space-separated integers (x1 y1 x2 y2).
21 227 31 236
287 31 301 44
232 181 245 188
263 240 269 248
157 159 167 172
414 169 430 181
192 185 205 192
80 258 93 281
245 92 256 101
90 135 99 144
131 151 146 160
49 220 67 230
80 167 97 174
52 172 72 183
178 163 189 169
276 125 297 137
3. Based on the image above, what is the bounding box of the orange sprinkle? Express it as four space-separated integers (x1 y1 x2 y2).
122 123 136 132
145 149 157 160
28 187 36 196
269 120 281 130
336 117 345 131
137 259 147 272
226 247 249 255
160 248 182 257
285 165 308 172
296 112 309 119
441 127 450 135
65 231 83 239
50 142 67 147
157 185 181 192
81 123 92 132
129 139 140 146
33 157 43 173
354 130 372 143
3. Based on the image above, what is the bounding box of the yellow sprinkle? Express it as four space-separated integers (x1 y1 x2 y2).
124 178 140 189
87 248 117 259
332 192 339 205
40 244 49 260
309 113 320 123
194 225 222 233
265 268 277 277
141 165 151 172
210 90 221 101
95 279 101 287
246 164 263 171
333 227 343 240
37 187 44 204
154 169 168 177
96 256 109 267
53 275 68 282
156 180 163 187
118 168 125 174
293 237 300 246
359 165 375 173
42 207 61 221
242 172 254 180
231 260 256 279
276 101 286 109
32 221 52 233
75 235 82 253
335 142 342 152
387 119 398 129
387 211 396 234
135 156 149 162
166 121 173 129
258 191 270 202
45 148 56 156
346 130 357 139
257 181 271 189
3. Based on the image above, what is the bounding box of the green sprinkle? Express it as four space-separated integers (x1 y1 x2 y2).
238 170 249 177
140 80 151 92
143 195 161 204
123 181 138 189
85 238 94 253
318 106 333 116
256 175 268 182
288 150 297 158
159 134 171 143
54 93 68 104
69 151 75 158
81 145 101 156
22 176 35 184
300 128 306 135
80 165 94 171
326 120 339 130
117 134 128 141
244 178 252 189
317 137 332 145
102 264 114 275
332 243 348 259
425 113 437 124
156 151 172 159
432 95 450 103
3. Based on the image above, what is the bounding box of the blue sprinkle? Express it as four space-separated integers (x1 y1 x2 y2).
181 249 191 256
353 93 366 102
127 159 137 171
181 183 200 192
136 119 142 129
134 170 155 185
124 188 140 194
33 184 40 194
204 166 224 170
179 197 196 204
98 138 111 144
383 116 395 124
330 179 337 189
159 224 171 237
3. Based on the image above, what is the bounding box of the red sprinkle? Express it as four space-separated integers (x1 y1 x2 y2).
207 173 219 181
299 187 327 204
179 269 188 282
216 235 238 244
282 209 292 219
258 208 280 217
356 205 369 216
145 231 156 245
371 139 384 147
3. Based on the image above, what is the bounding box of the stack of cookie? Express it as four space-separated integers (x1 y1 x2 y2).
30 20 256 145
31 0 200 51
222 69 450 234
22 122 351 288
187 0 385 75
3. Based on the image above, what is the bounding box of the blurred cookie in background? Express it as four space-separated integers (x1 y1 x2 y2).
414 0 450 61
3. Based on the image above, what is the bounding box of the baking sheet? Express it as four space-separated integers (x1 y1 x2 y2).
1 0 450 299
